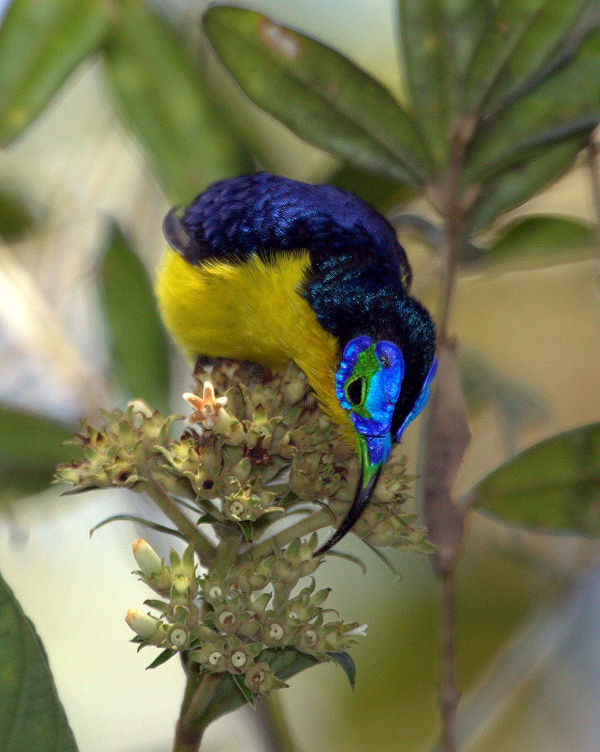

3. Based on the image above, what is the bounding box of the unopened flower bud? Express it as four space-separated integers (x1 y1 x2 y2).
125 609 164 643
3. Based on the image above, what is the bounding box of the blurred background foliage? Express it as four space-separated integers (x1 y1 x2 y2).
1 0 600 750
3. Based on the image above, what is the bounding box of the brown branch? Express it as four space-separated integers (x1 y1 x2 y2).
420 120 473 752
587 135 600 254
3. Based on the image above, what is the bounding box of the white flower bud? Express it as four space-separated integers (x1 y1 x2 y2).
125 609 162 641
132 539 163 578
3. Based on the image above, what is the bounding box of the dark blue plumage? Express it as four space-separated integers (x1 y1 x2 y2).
168 172 411 284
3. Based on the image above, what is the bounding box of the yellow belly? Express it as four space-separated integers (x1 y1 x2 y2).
155 249 353 438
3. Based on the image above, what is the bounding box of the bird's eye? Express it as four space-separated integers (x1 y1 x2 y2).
346 377 364 406
380 353 391 369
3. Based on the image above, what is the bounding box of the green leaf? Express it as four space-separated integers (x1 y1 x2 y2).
100 222 170 413
0 185 37 242
0 0 110 146
203 6 432 186
464 0 590 115
146 647 176 669
102 0 252 205
487 214 597 266
327 163 420 212
397 0 453 164
199 647 319 726
326 650 356 689
465 26 600 182
0 405 74 500
466 135 585 234
471 423 600 535
0 572 79 751
89 514 186 540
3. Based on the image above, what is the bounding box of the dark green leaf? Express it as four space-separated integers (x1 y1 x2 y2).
0 186 37 241
203 6 432 186
398 0 453 164
0 572 79 751
231 673 255 705
146 648 177 669
464 0 591 115
487 214 596 266
471 423 600 535
0 405 74 500
199 647 319 726
325 650 356 689
466 135 585 234
89 514 186 540
100 222 170 413
102 0 252 205
0 0 110 145
327 163 420 212
465 26 600 182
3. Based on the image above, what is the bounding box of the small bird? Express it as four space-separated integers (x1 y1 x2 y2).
156 173 437 555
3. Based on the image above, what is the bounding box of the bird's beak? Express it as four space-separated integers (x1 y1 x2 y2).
314 432 389 555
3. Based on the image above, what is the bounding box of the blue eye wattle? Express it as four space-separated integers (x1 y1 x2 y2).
395 356 438 442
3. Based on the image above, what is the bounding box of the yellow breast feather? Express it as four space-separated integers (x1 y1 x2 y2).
156 249 354 441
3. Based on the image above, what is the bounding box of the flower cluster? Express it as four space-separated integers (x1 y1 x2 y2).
56 359 432 701
126 535 365 695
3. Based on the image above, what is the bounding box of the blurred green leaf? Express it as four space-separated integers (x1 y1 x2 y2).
102 0 252 205
0 186 37 241
466 135 586 233
487 214 596 266
327 163 420 212
471 423 600 535
203 6 432 186
0 572 79 751
199 647 318 726
0 0 110 146
100 222 170 413
465 26 600 182
464 0 590 115
0 405 74 500
326 650 356 689
397 0 452 164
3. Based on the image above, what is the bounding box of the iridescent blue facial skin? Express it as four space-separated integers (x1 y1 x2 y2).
336 336 405 473
395 356 438 442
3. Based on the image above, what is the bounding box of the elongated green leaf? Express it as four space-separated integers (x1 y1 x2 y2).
0 405 74 500
102 0 252 205
203 6 432 186
466 135 585 234
326 650 356 688
198 647 318 726
398 0 453 165
327 163 419 212
0 186 36 242
0 572 79 752
100 222 170 413
0 0 110 146
464 0 590 115
487 214 596 266
465 26 600 182
471 423 600 535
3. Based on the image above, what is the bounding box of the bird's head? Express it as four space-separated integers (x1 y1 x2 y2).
315 292 437 555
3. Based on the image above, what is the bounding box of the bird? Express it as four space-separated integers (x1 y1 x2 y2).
156 172 437 555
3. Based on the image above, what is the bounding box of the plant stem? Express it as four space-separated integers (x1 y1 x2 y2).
143 475 216 566
421 121 472 752
173 671 224 752
587 135 600 254
250 508 332 559
438 572 460 752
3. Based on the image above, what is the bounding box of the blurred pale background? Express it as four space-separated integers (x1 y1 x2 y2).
1 1 600 751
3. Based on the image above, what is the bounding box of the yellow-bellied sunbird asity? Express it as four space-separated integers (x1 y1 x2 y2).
156 173 437 555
